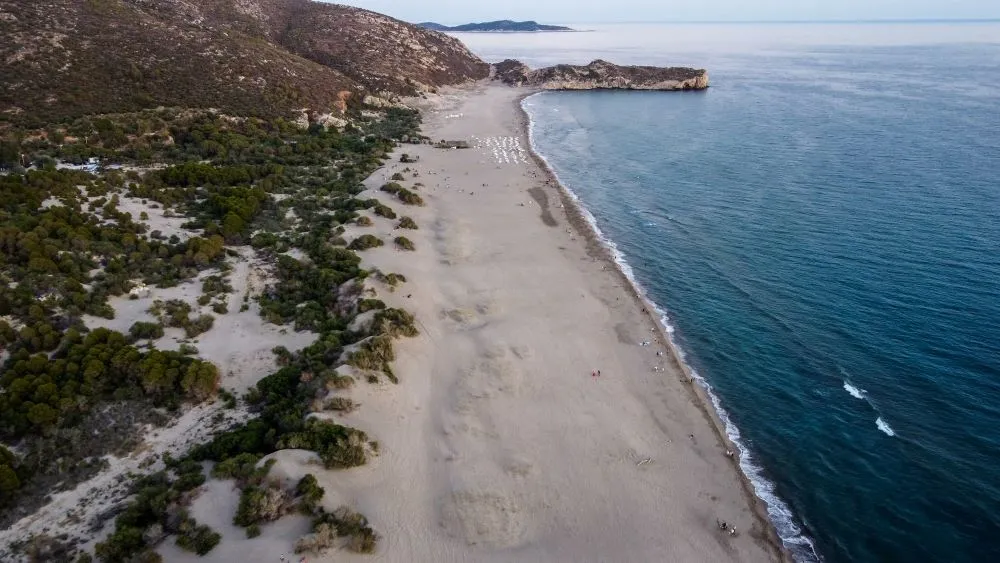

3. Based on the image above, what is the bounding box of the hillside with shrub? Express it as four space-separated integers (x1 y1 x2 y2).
0 0 490 126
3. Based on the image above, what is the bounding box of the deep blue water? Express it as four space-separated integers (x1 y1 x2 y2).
475 24 1000 563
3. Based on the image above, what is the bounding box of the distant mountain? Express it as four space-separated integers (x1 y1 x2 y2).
0 0 490 125
418 20 574 32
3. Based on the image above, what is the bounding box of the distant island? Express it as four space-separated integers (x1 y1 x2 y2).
418 20 575 32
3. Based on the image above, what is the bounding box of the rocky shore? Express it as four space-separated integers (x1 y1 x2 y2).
493 59 710 91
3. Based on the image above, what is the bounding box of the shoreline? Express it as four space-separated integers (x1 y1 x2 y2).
514 89 799 562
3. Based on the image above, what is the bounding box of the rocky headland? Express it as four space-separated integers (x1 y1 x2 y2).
492 58 710 91
419 20 575 32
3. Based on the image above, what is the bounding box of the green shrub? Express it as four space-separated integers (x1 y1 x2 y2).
211 302 228 314
395 188 424 206
128 321 164 341
276 419 369 469
355 215 373 226
211 453 268 483
372 308 419 338
184 314 215 338
390 172 405 181
175 521 221 555
397 216 418 229
394 236 415 251
325 397 356 412
373 203 396 219
347 235 383 251
296 474 324 514
358 298 386 313
379 182 402 194
309 506 379 553
348 336 395 380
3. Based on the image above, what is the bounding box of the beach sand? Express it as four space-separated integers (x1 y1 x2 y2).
157 83 787 563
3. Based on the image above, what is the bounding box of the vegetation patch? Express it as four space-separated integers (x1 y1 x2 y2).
348 235 384 251
148 299 215 338
394 236 415 251
296 506 379 555
397 216 418 229
1 89 425 559
94 459 217 562
379 183 424 206
373 202 397 219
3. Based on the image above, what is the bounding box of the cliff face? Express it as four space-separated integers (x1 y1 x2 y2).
493 59 709 91
0 0 490 124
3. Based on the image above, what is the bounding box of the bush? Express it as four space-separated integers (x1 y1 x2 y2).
184 314 215 338
390 172 405 181
175 522 221 555
296 474 324 513
395 188 423 206
348 336 396 382
276 419 369 469
211 302 228 314
394 236 415 251
372 308 419 338
325 397 356 413
355 215 373 226
128 321 164 341
400 153 415 163
301 506 379 554
347 235 383 251
234 482 292 527
373 203 396 220
211 454 270 483
397 216 418 229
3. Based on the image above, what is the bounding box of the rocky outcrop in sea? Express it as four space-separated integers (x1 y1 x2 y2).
492 59 709 91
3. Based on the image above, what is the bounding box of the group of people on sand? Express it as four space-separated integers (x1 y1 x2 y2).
717 520 739 536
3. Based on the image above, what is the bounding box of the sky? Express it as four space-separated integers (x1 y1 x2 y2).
324 0 1000 24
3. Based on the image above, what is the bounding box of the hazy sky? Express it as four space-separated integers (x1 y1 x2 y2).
325 0 1000 24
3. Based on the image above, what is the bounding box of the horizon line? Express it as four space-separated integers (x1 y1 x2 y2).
425 18 1000 26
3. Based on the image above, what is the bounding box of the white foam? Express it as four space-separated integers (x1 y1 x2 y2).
876 417 896 437
523 93 821 563
843 381 866 399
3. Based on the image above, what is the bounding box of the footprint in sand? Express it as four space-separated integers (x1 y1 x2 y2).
476 298 503 316
442 308 486 331
503 456 537 479
439 490 526 548
467 356 527 396
435 219 473 264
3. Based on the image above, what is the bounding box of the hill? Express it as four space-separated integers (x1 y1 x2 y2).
0 0 490 126
418 20 575 32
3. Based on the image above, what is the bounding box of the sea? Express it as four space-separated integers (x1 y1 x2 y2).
452 22 1000 563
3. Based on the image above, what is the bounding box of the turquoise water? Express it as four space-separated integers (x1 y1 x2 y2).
459 24 1000 562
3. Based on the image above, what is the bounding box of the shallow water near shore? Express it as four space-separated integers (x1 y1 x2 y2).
459 23 1000 562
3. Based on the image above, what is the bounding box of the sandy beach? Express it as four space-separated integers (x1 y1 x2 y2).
155 83 785 563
